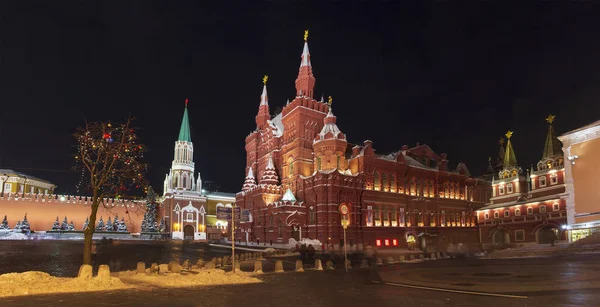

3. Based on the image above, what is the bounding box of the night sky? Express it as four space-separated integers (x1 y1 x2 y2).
1 2 600 194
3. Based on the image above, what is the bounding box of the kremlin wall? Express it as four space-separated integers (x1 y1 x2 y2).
0 193 145 233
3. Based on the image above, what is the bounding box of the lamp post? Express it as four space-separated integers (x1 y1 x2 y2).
339 203 350 272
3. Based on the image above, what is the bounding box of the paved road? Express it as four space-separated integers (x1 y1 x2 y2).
1 241 600 306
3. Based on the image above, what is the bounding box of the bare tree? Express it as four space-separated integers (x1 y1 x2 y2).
74 117 148 265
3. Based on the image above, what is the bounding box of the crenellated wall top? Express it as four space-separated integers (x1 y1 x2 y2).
0 192 144 207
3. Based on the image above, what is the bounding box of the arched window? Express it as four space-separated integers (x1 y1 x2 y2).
539 205 546 213
317 157 322 170
374 172 381 190
278 222 283 237
441 210 446 226
444 182 449 198
309 207 316 224
515 208 521 216
484 212 489 220
504 210 510 217
430 180 435 197
336 155 341 169
288 157 294 177
527 207 533 215
382 173 388 191
494 211 499 218
553 203 560 211
411 178 416 195
390 174 397 192
182 173 188 189
416 179 421 196
539 176 547 187
550 173 558 185
507 183 513 193
499 185 505 195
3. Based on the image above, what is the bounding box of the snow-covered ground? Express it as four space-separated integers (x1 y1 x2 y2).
0 230 28 240
0 271 128 298
118 269 261 287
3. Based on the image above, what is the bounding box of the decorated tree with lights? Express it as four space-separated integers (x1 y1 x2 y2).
69 221 75 231
61 216 69 231
74 118 148 264
20 214 31 231
158 217 165 233
141 187 159 233
51 216 61 231
105 216 113 231
0 215 9 230
118 217 128 232
96 216 105 231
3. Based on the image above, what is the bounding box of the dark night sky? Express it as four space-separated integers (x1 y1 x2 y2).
1 2 600 194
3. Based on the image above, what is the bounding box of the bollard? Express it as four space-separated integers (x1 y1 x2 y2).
346 259 352 270
254 260 263 273
275 260 284 272
430 252 436 260
182 259 191 271
360 258 369 269
96 264 111 281
216 257 222 267
222 256 230 265
168 260 182 273
136 262 146 274
376 257 383 266
386 256 394 265
205 260 216 269
295 260 304 272
196 259 204 268
315 259 323 271
149 263 159 274
159 264 169 273
234 261 241 272
77 264 93 279
326 260 335 270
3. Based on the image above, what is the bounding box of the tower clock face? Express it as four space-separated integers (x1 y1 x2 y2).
339 204 349 215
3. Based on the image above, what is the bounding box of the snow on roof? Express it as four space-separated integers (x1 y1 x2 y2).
268 113 284 137
260 85 268 106
281 188 296 202
301 42 311 67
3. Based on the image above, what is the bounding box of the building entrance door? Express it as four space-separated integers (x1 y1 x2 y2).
184 225 195 241
493 229 510 245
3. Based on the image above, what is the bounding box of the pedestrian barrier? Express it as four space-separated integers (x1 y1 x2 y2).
254 260 263 273
77 264 93 279
97 264 111 281
275 260 284 272
136 262 146 274
314 259 323 271
295 260 304 272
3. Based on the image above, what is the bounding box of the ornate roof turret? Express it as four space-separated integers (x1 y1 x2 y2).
295 30 316 98
242 167 257 191
260 155 279 186
282 187 296 203
255 75 271 129
178 99 191 142
260 75 269 106
503 131 518 169
542 115 563 159
315 101 345 142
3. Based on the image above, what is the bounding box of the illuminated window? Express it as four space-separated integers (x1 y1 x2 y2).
317 157 322 170
336 155 341 169
484 213 489 220
374 172 380 190
494 211 499 219
186 213 193 222
499 185 505 195
376 239 382 247
382 173 388 191
390 175 396 192
441 210 446 225
406 235 416 243
527 207 533 215
392 239 398 246
539 205 546 213
539 176 547 187
515 208 521 216
507 183 513 193
550 173 558 185
504 210 510 217
553 203 560 211
384 239 390 246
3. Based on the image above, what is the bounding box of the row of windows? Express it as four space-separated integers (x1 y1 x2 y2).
497 173 559 195
371 174 472 200
483 203 560 219
367 206 474 227
3 183 49 195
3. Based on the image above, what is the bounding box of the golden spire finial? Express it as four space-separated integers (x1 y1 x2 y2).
328 96 332 106
499 137 505 146
304 29 309 41
262 75 268 85
505 131 513 139
546 114 555 124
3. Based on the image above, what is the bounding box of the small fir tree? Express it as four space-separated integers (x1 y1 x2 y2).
61 216 69 231
1 215 10 230
96 216 105 231
14 220 21 230
158 218 165 233
82 217 89 231
51 216 61 231
113 215 119 231
118 217 128 232
141 187 159 233
69 221 75 231
20 214 31 230
105 216 113 231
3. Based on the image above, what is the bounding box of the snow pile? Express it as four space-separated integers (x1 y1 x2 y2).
264 248 277 253
0 271 129 298
118 269 261 288
0 231 28 240
288 238 322 250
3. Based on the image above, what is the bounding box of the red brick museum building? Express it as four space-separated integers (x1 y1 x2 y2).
235 33 490 252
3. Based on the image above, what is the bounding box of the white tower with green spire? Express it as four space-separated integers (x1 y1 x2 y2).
163 99 202 195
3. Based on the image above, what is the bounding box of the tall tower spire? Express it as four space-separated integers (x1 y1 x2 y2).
542 115 563 159
295 30 316 98
255 75 271 129
503 131 518 169
178 98 191 142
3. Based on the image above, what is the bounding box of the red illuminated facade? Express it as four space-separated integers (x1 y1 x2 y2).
477 116 568 246
235 33 489 252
